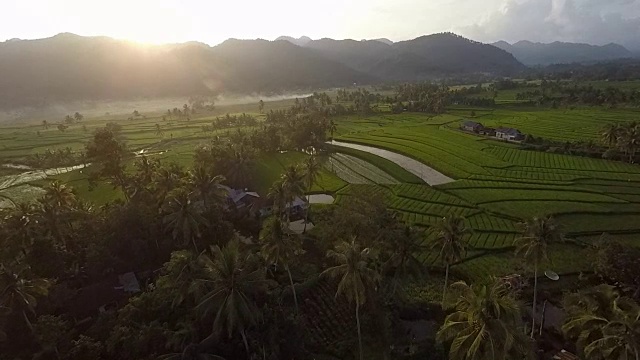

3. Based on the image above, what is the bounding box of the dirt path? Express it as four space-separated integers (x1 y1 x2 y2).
330 140 455 186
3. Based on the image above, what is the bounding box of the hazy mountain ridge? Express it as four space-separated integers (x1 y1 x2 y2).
0 32 525 109
493 40 634 65
0 34 372 109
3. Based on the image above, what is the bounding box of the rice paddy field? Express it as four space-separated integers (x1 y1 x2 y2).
328 106 640 283
3 94 640 283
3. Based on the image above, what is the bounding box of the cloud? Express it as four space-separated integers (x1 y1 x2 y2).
461 0 640 49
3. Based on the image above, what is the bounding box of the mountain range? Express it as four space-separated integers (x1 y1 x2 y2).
0 32 637 110
0 32 523 109
492 40 634 66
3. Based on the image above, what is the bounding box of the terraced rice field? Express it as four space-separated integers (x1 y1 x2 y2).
329 109 640 282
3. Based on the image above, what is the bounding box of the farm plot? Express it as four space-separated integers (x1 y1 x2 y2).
447 188 626 205
555 212 640 235
328 153 399 184
485 147 640 173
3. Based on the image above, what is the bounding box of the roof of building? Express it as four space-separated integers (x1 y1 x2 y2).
553 350 579 360
220 185 260 204
462 120 483 127
496 127 522 136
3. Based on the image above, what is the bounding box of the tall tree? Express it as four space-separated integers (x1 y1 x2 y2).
383 225 424 295
188 166 226 209
163 192 209 252
85 127 130 199
437 279 533 360
321 238 379 360
430 215 471 304
155 123 165 138
563 284 640 360
514 215 563 338
280 165 305 225
41 120 49 130
601 123 620 149
259 216 303 314
0 263 50 332
195 239 267 357
302 155 322 233
258 100 264 113
73 112 83 122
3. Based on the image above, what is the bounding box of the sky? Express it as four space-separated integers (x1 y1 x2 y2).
2 0 640 49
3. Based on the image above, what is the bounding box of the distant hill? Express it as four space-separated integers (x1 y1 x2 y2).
0 34 372 109
493 40 634 65
304 33 525 81
372 38 393 45
0 32 529 109
275 36 312 47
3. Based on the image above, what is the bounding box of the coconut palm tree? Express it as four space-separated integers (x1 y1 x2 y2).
562 284 640 360
514 215 563 338
0 263 50 332
328 119 337 141
42 180 76 209
195 239 267 357
302 155 322 233
321 238 379 360
384 225 424 295
188 167 226 209
618 122 640 163
267 180 287 220
155 123 165 138
437 279 533 360
601 123 620 149
163 192 209 252
281 165 305 224
430 215 471 304
260 216 303 314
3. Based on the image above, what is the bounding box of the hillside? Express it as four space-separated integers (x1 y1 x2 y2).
0 34 373 109
304 33 526 81
493 40 634 65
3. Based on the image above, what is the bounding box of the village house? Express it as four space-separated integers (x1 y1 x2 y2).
221 185 261 211
479 127 496 136
495 127 524 141
461 120 484 133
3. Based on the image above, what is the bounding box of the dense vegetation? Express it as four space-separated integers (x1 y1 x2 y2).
2 80 640 359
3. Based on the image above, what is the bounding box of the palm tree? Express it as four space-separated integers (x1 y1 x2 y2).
188 167 226 209
163 192 209 252
430 215 471 304
42 180 76 209
258 100 264 113
195 239 267 357
619 122 640 163
437 279 533 360
384 225 424 295
41 120 49 130
601 123 620 148
260 216 303 314
267 180 287 220
302 155 322 233
321 238 379 360
328 119 337 141
562 284 640 360
0 263 50 332
514 215 563 338
155 123 165 138
281 165 305 224
73 112 83 122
